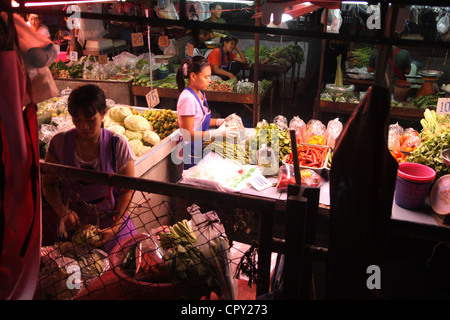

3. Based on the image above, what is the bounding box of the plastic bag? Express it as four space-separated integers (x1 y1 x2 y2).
326 118 343 148
182 152 259 192
188 205 236 300
388 122 404 150
300 169 323 187
113 51 138 69
400 128 420 153
257 144 279 176
273 115 288 130
224 113 245 140
289 116 306 144
276 164 296 191
437 13 449 35
161 38 177 55
305 119 327 145
134 236 170 282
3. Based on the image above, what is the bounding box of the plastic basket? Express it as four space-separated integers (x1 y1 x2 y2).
395 163 436 210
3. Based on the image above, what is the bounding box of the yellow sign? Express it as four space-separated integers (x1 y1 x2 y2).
158 36 169 47
146 89 160 109
98 54 108 65
131 32 144 47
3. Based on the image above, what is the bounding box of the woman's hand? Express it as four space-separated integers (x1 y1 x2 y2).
59 210 80 239
93 227 116 248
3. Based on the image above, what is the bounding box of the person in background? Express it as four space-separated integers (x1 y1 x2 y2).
201 3 229 40
207 34 247 80
175 56 237 169
367 45 412 83
27 13 51 39
42 84 136 253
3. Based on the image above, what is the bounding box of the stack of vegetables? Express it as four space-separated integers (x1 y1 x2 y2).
407 109 450 177
104 105 163 157
119 210 234 300
50 55 137 81
34 224 108 300
347 46 374 68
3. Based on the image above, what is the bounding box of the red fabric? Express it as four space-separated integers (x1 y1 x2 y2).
0 50 41 300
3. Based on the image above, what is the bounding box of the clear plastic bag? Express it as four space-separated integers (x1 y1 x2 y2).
326 118 343 148
224 113 245 140
300 169 323 187
388 122 404 150
134 236 170 282
400 128 420 153
305 119 327 145
289 116 306 144
273 115 288 130
276 163 296 191
257 144 279 176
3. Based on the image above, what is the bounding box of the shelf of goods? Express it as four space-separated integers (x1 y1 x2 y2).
318 100 428 120
131 83 274 125
53 78 134 106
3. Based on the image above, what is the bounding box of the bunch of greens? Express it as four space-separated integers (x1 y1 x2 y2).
244 45 270 66
158 220 222 299
412 92 446 109
348 46 374 68
407 109 450 177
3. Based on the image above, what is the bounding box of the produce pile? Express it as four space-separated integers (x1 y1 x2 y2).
104 105 178 157
347 46 374 68
203 115 343 172
50 53 157 81
50 56 134 81
132 73 272 94
34 225 109 300
412 92 446 109
118 206 234 299
37 96 176 159
407 109 450 177
244 44 304 67
388 123 420 163
140 108 179 139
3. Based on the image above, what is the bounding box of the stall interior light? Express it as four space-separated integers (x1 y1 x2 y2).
15 0 125 7
186 0 254 4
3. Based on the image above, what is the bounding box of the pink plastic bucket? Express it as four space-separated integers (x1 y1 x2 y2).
395 162 436 210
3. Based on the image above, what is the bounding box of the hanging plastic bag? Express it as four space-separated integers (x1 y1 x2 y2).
388 122 404 151
326 118 343 148
305 119 327 145
289 116 306 144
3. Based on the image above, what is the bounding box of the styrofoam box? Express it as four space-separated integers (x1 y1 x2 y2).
85 38 113 51
113 39 127 47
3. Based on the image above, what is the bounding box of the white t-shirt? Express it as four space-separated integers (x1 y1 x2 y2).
176 89 209 131
26 21 50 38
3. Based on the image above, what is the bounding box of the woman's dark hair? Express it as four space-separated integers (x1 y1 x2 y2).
220 35 238 46
176 55 210 92
68 84 107 118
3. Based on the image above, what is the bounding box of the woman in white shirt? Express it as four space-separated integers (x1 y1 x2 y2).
27 14 51 39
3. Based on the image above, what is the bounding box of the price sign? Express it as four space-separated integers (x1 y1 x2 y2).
248 172 272 191
436 97 450 115
98 54 108 65
158 36 169 47
70 50 78 61
131 32 144 47
146 89 160 109
186 43 194 57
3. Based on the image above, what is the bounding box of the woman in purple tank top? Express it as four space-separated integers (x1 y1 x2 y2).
42 84 136 253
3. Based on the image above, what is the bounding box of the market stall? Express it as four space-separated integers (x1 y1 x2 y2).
37 96 182 238
131 74 274 124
